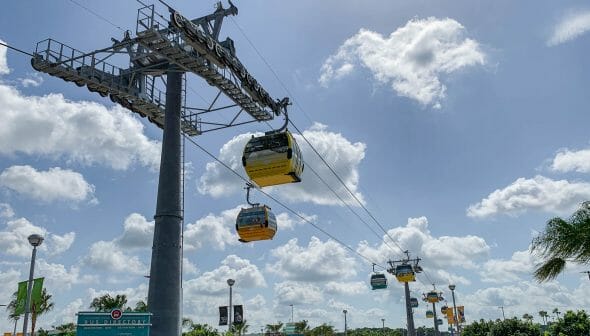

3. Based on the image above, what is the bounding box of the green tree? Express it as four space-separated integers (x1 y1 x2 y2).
6 290 20 323
295 320 311 336
311 323 334 336
547 310 590 336
182 322 221 336
31 288 55 336
489 318 540 336
234 320 249 336
531 201 590 281
552 308 561 320
89 294 128 312
538 311 548 325
522 313 533 323
462 319 494 336
134 300 148 312
53 322 76 336
265 323 283 333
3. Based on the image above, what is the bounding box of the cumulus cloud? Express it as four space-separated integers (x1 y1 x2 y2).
0 217 75 257
115 213 154 249
183 206 240 251
548 10 590 46
274 281 324 305
198 123 366 206
83 240 147 275
37 260 96 290
319 17 486 107
0 203 14 218
0 165 96 203
19 72 44 87
0 84 160 170
356 216 489 284
324 281 367 296
551 147 590 173
0 39 8 75
467 175 590 218
267 237 357 281
480 248 538 283
277 212 316 231
184 255 266 296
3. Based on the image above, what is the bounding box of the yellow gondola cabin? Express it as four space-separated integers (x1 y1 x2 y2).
242 131 303 187
235 205 277 242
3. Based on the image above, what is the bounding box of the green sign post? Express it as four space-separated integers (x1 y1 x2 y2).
77 311 151 336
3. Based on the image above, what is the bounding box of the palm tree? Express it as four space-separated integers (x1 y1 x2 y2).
531 201 590 281
538 310 548 325
89 294 128 312
295 320 311 335
553 308 561 320
311 324 334 336
6 290 20 323
233 320 249 336
265 323 283 334
31 288 54 336
522 313 533 323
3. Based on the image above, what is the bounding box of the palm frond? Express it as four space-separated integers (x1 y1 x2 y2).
533 257 567 282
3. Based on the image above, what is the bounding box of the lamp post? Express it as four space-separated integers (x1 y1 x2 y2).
227 279 235 333
343 310 348 336
448 285 459 336
381 318 385 335
12 316 19 336
23 234 44 336
499 306 505 320
289 304 294 322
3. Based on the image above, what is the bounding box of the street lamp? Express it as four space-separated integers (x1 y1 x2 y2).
381 318 385 335
448 284 459 335
227 279 235 333
23 234 43 336
289 304 294 322
343 310 348 336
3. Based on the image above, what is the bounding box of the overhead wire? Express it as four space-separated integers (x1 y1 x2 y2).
67 0 126 32
228 15 409 259
228 9 452 290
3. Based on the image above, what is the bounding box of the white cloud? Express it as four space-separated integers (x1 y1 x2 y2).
83 240 147 275
0 39 8 75
19 72 44 87
551 147 590 173
274 281 324 305
183 206 240 251
480 248 538 284
0 165 96 203
324 281 367 296
267 237 357 281
115 213 154 249
277 212 316 231
467 175 590 218
548 10 590 46
37 260 96 290
0 84 161 170
0 217 75 258
183 257 199 276
319 17 486 107
184 255 266 296
0 203 14 218
198 123 367 206
356 217 489 283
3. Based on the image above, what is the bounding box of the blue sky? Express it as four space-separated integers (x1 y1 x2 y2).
1 0 590 333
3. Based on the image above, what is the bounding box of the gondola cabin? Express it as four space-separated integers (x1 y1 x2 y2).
441 306 448 314
426 291 440 303
242 131 304 187
426 311 434 319
436 319 443 325
395 264 416 282
410 298 419 308
236 205 277 242
370 273 387 290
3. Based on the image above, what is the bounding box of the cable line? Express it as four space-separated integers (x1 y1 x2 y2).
0 41 34 57
67 0 125 32
182 135 386 268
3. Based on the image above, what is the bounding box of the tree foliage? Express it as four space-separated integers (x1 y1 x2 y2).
531 201 590 281
310 323 334 336
181 321 221 336
31 288 55 336
89 294 128 312
546 310 590 336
